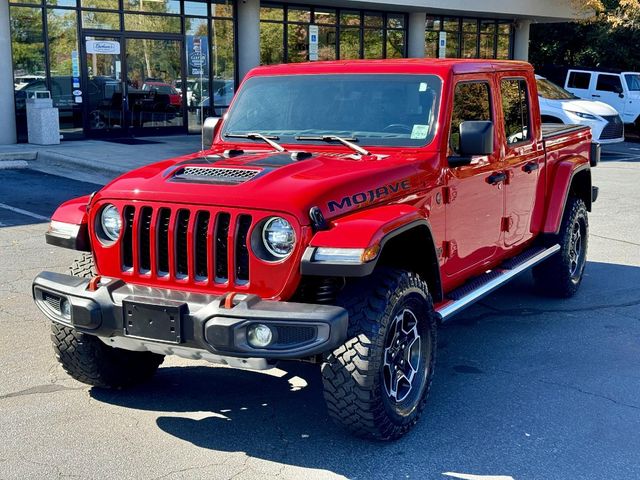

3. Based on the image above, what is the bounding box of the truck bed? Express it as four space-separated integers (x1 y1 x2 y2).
541 123 588 139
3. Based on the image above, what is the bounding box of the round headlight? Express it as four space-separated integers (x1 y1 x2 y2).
100 204 122 242
262 217 295 258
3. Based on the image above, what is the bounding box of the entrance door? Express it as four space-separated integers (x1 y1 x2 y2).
82 34 186 137
83 35 125 134
125 38 185 134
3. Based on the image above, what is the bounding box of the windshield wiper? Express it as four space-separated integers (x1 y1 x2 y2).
225 132 286 152
295 135 371 156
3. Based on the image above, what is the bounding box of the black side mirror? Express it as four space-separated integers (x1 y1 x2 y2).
619 92 625 99
202 116 221 150
449 121 494 167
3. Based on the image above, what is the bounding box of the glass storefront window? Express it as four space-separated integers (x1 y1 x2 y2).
364 13 383 28
315 9 336 24
288 6 310 23
386 30 405 59
184 1 208 17
82 10 120 29
363 29 383 59
479 34 495 58
387 14 404 29
446 32 459 58
10 6 46 142
287 24 308 62
497 35 511 59
125 0 180 14
462 33 477 58
81 0 119 9
124 14 181 33
211 0 233 19
48 8 82 137
212 18 235 114
260 22 284 64
318 26 336 60
443 17 459 32
339 28 360 59
185 18 209 132
425 31 438 58
340 11 360 26
261 4 283 21
480 19 496 35
47 0 77 6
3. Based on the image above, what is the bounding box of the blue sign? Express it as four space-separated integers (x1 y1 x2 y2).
186 36 209 76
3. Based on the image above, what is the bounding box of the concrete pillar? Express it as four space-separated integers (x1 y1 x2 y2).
407 12 427 58
513 19 531 61
0 2 17 144
237 0 261 81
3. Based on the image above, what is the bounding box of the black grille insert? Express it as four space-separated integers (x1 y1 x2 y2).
194 211 210 280
157 208 171 275
122 206 135 269
139 207 153 272
215 213 231 282
175 210 190 277
235 215 252 284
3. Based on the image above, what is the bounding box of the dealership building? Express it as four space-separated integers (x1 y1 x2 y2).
0 0 578 144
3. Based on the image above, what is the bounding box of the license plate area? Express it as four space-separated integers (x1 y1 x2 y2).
122 297 186 344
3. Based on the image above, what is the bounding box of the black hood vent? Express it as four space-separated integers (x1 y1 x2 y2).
173 166 262 184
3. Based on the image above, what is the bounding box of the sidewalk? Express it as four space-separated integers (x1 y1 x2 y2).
0 135 202 184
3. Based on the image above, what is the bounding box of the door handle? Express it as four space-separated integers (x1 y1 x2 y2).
487 172 507 185
523 161 539 173
592 94 601 98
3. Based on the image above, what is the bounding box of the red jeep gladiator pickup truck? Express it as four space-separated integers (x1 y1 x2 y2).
33 59 599 440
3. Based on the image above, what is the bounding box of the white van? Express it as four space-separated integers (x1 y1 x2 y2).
564 69 640 126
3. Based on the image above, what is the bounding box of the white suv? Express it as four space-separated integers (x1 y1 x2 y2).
537 75 624 144
564 69 640 127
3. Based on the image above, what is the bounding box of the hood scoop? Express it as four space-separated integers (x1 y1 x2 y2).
172 166 262 185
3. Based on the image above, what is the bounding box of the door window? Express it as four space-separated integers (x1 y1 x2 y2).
596 74 623 93
449 81 491 154
567 71 591 90
501 78 530 145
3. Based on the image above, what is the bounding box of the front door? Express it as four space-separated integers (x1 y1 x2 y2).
444 78 505 278
82 34 186 137
125 37 185 134
83 34 125 134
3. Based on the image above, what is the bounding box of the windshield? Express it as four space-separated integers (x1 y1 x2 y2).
536 78 576 100
222 74 442 147
625 73 640 91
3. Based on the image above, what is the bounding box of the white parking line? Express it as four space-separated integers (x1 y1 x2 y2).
0 202 50 221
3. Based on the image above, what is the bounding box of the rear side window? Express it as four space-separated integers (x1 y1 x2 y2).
449 82 491 154
567 71 591 90
501 78 531 145
596 74 623 93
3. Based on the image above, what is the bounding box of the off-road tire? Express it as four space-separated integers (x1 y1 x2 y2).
51 254 164 388
321 268 437 441
533 196 588 297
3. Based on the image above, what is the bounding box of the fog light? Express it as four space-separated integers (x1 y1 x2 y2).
60 298 71 319
247 323 273 348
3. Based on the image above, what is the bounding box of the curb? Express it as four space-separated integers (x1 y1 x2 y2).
36 151 127 178
0 160 29 170
0 151 37 161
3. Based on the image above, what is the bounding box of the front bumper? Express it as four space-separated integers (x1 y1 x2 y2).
32 271 348 360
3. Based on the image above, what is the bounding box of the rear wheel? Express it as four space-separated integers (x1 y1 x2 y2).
321 269 437 440
533 196 588 297
51 254 164 388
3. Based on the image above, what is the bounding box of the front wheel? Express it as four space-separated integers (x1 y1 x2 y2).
533 196 588 297
321 269 437 440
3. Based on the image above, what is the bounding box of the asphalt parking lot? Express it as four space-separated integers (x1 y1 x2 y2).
0 143 639 480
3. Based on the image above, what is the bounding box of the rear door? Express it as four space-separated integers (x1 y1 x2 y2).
444 77 504 277
499 75 543 248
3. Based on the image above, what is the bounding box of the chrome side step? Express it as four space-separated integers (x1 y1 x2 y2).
436 244 560 322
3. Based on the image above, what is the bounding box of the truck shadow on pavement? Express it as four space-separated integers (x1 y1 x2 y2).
90 261 640 478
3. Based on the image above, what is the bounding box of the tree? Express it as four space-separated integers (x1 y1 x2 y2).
530 0 640 73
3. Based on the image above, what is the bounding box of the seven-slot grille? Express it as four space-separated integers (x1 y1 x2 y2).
600 115 624 140
174 167 261 184
120 205 252 285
